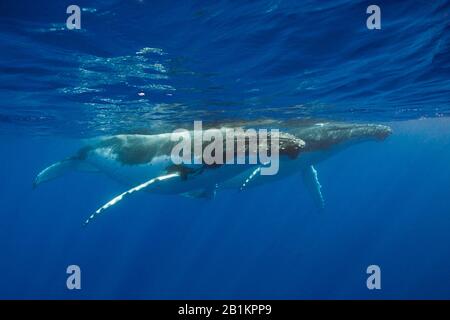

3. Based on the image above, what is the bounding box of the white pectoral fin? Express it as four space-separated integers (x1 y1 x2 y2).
239 166 262 191
83 173 180 226
301 165 325 209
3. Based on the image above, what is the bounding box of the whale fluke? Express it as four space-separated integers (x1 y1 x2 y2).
34 151 97 189
83 173 180 226
34 158 80 188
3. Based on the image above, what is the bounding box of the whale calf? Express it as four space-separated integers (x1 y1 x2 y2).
34 120 391 225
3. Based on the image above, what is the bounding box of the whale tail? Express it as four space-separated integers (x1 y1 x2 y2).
33 158 79 188
33 157 97 188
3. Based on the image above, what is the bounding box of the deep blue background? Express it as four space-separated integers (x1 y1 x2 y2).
0 1 450 299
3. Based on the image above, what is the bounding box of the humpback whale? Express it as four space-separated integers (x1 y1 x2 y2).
222 120 392 207
33 120 391 225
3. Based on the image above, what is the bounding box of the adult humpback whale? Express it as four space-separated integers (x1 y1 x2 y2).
33 120 391 225
222 120 392 206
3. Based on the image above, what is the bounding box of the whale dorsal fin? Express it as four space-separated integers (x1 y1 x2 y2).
301 165 325 209
83 172 180 226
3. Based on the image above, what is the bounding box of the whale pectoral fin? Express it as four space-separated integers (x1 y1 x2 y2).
301 165 325 209
182 184 218 200
83 173 180 226
239 166 262 191
201 184 218 199
181 191 203 199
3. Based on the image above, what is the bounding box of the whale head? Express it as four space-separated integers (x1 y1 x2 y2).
284 121 392 153
347 123 392 141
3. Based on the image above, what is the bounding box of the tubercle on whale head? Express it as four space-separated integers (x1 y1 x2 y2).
276 135 306 159
341 123 393 142
287 122 393 157
369 124 393 141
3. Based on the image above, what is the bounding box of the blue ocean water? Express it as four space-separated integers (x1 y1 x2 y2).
0 0 450 299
